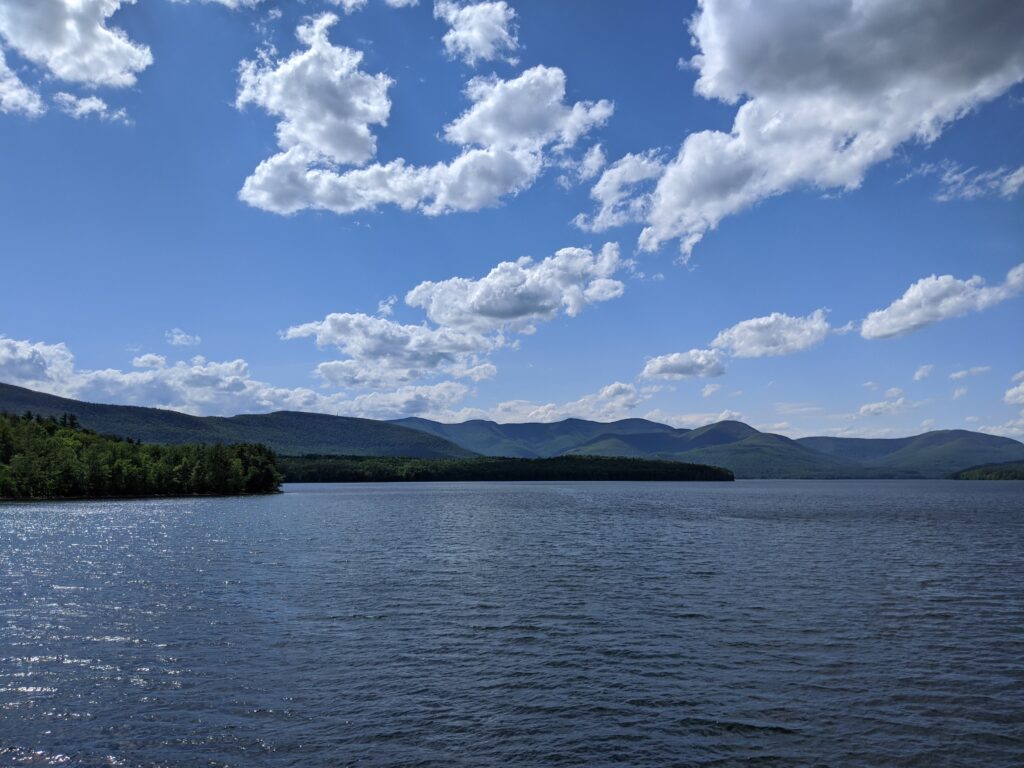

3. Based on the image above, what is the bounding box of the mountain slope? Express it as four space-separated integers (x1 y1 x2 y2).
797 431 1024 477
5 382 1022 477
0 383 474 458
568 424 865 478
391 416 678 458
402 415 1024 479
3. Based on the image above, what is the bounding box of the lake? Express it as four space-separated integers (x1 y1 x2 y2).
2 480 1023 766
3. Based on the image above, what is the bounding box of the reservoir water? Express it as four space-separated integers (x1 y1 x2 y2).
2 480 1023 766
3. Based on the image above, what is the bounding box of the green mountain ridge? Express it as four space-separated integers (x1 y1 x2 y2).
4 382 1023 478
394 417 1024 479
0 383 474 459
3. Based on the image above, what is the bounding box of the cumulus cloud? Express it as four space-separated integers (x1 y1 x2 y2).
0 0 152 87
861 263 1024 339
577 144 606 181
434 1 518 66
701 383 720 398
237 14 393 168
238 17 612 217
582 0 1024 256
950 366 991 380
284 313 495 389
711 309 830 358
913 364 934 381
574 150 664 232
406 243 625 333
641 348 727 380
0 336 75 386
166 328 201 347
0 47 42 115
859 397 906 417
54 92 128 123
288 242 626 389
979 411 1024 438
952 386 968 400
644 408 742 429
1004 371 1024 405
456 381 648 424
0 334 469 420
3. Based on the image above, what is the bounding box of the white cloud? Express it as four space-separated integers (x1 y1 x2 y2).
376 295 397 317
0 47 42 116
912 160 1024 201
711 309 830 358
701 383 720 398
979 410 1024 438
0 0 152 87
593 0 1024 256
132 353 166 369
385 0 419 7
54 92 128 123
950 366 991 380
574 150 664 232
0 334 469 420
238 25 612 217
333 0 368 14
644 408 742 429
1005 371 1024 405
641 348 727 380
166 328 201 347
458 381 647 424
861 263 1024 339
284 313 494 389
952 386 968 400
434 1 518 66
406 242 625 332
237 14 393 168
913 364 934 381
0 336 75 386
578 143 606 181
859 397 906 417
885 387 904 399
288 242 626 388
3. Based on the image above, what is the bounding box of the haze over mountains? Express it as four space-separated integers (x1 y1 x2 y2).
3 382 1023 479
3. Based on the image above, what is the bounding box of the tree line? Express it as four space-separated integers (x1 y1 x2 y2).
278 454 734 483
0 411 282 500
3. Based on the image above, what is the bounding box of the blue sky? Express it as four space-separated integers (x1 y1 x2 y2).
0 0 1022 437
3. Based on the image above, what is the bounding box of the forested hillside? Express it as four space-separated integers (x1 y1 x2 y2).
0 412 282 500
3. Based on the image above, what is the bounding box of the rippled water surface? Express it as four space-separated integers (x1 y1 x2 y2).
2 480 1023 766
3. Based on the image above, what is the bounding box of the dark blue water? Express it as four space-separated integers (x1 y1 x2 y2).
2 481 1023 767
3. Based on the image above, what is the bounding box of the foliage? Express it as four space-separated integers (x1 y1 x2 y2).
278 454 734 483
951 461 1024 480
0 411 282 500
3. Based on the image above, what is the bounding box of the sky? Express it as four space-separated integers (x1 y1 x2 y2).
0 0 1022 438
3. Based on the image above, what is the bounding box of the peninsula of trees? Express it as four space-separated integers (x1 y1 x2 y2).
0 412 282 500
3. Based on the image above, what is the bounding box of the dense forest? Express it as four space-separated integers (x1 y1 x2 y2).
279 454 734 482
951 461 1024 480
0 412 282 500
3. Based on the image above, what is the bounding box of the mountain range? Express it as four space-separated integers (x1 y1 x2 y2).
3 381 1023 478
